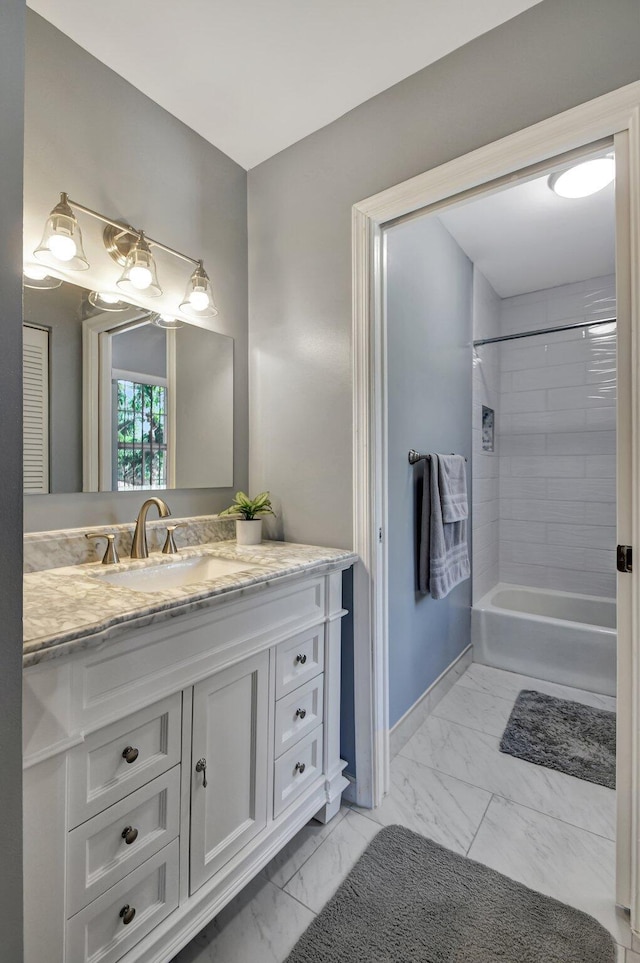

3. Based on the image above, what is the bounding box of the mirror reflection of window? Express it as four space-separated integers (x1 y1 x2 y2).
110 323 169 491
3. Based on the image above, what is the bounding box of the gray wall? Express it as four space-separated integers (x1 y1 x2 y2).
24 11 248 531
248 0 640 550
386 217 472 725
0 1 24 958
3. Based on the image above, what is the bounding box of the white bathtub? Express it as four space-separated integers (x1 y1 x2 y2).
471 583 616 696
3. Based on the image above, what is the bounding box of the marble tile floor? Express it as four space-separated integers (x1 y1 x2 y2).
173 662 629 962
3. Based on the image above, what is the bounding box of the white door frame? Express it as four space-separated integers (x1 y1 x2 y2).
352 80 640 924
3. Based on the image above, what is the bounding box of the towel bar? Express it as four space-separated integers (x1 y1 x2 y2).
408 449 467 465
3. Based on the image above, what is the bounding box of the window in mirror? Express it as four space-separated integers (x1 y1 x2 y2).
23 323 50 494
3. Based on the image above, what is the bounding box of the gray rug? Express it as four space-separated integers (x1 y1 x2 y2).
285 826 615 963
500 689 616 789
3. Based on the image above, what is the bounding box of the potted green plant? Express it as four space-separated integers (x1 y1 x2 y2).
219 491 275 545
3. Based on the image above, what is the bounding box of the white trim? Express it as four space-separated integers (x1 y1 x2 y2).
389 645 473 759
352 80 640 923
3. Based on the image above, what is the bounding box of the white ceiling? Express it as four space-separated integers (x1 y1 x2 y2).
27 0 542 170
438 167 616 297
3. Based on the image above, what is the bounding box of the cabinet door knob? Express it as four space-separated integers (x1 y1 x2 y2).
195 757 208 788
121 826 139 845
295 653 307 665
295 761 306 774
119 904 136 925
295 708 307 720
122 746 139 764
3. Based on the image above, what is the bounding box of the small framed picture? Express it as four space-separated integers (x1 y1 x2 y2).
482 405 495 452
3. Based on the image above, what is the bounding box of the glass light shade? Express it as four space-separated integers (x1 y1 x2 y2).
33 193 90 271
152 313 184 329
548 157 615 198
88 291 130 312
116 233 162 298
23 263 62 290
179 261 218 319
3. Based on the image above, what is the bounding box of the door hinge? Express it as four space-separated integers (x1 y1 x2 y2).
378 528 383 543
617 544 632 573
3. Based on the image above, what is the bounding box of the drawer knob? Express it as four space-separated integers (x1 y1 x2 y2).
122 746 139 764
295 761 306 775
119 904 136 925
295 653 307 665
295 708 307 720
195 757 208 788
121 826 139 845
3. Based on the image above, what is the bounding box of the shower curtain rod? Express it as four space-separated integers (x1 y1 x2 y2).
473 316 616 348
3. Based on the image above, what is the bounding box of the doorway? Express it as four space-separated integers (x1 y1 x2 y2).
351 82 640 937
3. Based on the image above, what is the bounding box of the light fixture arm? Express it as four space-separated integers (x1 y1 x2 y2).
65 195 200 266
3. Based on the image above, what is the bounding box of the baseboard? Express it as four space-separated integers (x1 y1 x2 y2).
341 771 357 805
389 645 473 759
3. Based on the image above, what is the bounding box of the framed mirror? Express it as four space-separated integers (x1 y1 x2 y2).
23 279 233 494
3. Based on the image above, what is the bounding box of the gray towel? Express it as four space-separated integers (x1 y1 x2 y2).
419 453 470 599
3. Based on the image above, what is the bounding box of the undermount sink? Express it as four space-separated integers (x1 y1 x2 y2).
96 555 262 593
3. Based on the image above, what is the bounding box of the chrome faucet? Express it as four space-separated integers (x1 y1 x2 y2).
131 497 171 559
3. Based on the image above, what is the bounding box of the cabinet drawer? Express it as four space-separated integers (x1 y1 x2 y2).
67 767 180 917
66 839 179 963
68 694 182 828
274 725 323 818
275 627 324 699
275 676 324 758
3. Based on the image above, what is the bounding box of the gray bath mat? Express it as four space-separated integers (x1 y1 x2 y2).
285 825 614 963
500 689 616 789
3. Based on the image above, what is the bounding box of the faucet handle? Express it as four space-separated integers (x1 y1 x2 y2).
85 532 120 565
162 523 187 555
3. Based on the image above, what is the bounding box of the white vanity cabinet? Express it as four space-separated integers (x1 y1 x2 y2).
23 564 351 963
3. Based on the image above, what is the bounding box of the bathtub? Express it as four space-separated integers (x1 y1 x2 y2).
471 583 616 696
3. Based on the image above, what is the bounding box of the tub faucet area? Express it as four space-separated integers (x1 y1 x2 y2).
131 497 172 559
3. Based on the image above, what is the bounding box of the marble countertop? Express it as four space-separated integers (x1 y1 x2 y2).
24 540 357 666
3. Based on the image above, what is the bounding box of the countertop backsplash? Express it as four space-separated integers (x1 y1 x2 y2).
23 514 237 572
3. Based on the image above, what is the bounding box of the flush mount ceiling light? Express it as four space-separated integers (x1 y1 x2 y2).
23 263 63 290
548 156 615 198
33 192 219 318
87 291 130 312
33 193 89 270
179 260 218 319
152 313 185 329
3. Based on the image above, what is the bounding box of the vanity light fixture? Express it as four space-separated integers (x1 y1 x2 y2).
23 263 63 290
87 291 130 312
33 192 219 317
179 260 218 319
116 232 162 297
33 192 90 270
548 155 615 198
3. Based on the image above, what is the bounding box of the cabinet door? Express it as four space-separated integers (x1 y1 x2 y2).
190 651 269 894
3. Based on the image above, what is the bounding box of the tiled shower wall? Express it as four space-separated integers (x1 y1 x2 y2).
472 270 501 603
498 275 617 598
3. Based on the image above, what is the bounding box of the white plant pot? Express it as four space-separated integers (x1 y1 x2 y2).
235 519 262 546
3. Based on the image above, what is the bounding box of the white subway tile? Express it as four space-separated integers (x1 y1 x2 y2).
499 477 545 499
586 407 616 429
508 409 586 434
500 433 546 456
543 568 615 598
499 561 549 589
500 520 547 544
510 456 585 478
547 524 614 550
500 498 584 524
582 549 616 574
501 390 547 413
516 362 585 392
547 478 616 502
546 431 615 455
547 385 614 410
545 294 586 324
500 302 546 334
474 500 499 527
501 344 548 371
585 455 616 478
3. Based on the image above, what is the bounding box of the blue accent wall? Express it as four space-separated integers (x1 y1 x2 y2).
386 216 473 727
